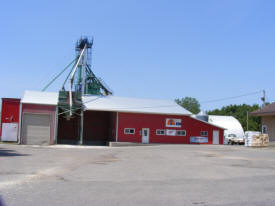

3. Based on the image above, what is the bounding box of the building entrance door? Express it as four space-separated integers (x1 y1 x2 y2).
213 130 219 145
142 128 149 144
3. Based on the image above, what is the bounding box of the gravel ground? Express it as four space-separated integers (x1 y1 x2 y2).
0 143 275 206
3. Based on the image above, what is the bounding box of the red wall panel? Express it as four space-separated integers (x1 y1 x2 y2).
0 98 20 137
117 112 224 144
21 104 56 144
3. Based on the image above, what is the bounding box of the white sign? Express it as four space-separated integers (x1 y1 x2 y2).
190 136 208 143
166 118 181 128
166 129 177 136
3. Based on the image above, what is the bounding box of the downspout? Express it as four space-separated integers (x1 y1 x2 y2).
116 112 119 142
54 106 58 144
80 110 84 145
18 102 22 144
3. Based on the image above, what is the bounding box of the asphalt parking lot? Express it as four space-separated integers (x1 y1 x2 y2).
0 143 275 206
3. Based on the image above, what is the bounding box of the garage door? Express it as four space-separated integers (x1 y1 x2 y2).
22 113 51 145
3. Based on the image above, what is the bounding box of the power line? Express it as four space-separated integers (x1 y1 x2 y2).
42 58 77 91
200 90 262 104
58 90 264 115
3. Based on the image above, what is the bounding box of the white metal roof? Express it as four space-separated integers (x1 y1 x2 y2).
22 90 58 106
82 95 192 115
208 115 244 138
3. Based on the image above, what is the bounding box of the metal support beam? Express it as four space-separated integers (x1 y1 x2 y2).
81 50 87 96
42 58 76 91
69 44 87 116
80 110 84 145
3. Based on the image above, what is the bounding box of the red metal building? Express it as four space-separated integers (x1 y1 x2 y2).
83 95 224 145
0 98 20 141
16 91 224 145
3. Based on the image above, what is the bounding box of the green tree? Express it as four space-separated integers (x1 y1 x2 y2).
207 104 261 131
175 97 200 114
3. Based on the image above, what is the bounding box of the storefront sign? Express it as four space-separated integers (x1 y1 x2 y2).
166 129 177 136
190 136 208 143
166 118 181 128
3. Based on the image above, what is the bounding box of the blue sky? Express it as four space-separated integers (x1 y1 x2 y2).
0 0 274 111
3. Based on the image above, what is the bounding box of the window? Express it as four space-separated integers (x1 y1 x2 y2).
176 130 186 136
124 128 135 134
156 129 165 135
228 134 236 138
200 131 208 136
262 125 268 134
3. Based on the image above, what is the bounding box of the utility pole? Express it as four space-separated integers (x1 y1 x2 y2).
246 111 249 131
261 90 266 107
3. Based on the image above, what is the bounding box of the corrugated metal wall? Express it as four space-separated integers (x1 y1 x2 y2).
21 104 56 145
117 112 224 144
22 113 51 145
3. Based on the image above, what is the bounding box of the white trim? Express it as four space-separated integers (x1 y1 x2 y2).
54 107 58 144
18 102 22 144
124 128 135 134
176 130 186 136
156 129 165 135
115 112 118 142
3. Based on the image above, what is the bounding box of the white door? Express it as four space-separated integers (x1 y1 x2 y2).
213 130 219 145
1 123 18 142
22 113 51 145
142 128 149 144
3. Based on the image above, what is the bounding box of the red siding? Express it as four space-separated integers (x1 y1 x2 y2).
117 112 224 144
21 104 56 144
0 98 20 138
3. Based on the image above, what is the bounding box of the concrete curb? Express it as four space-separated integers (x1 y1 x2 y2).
108 142 156 147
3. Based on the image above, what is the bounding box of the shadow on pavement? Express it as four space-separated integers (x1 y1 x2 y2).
0 196 6 206
0 148 29 157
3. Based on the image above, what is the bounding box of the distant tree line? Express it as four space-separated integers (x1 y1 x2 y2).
176 97 261 131
207 104 261 131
